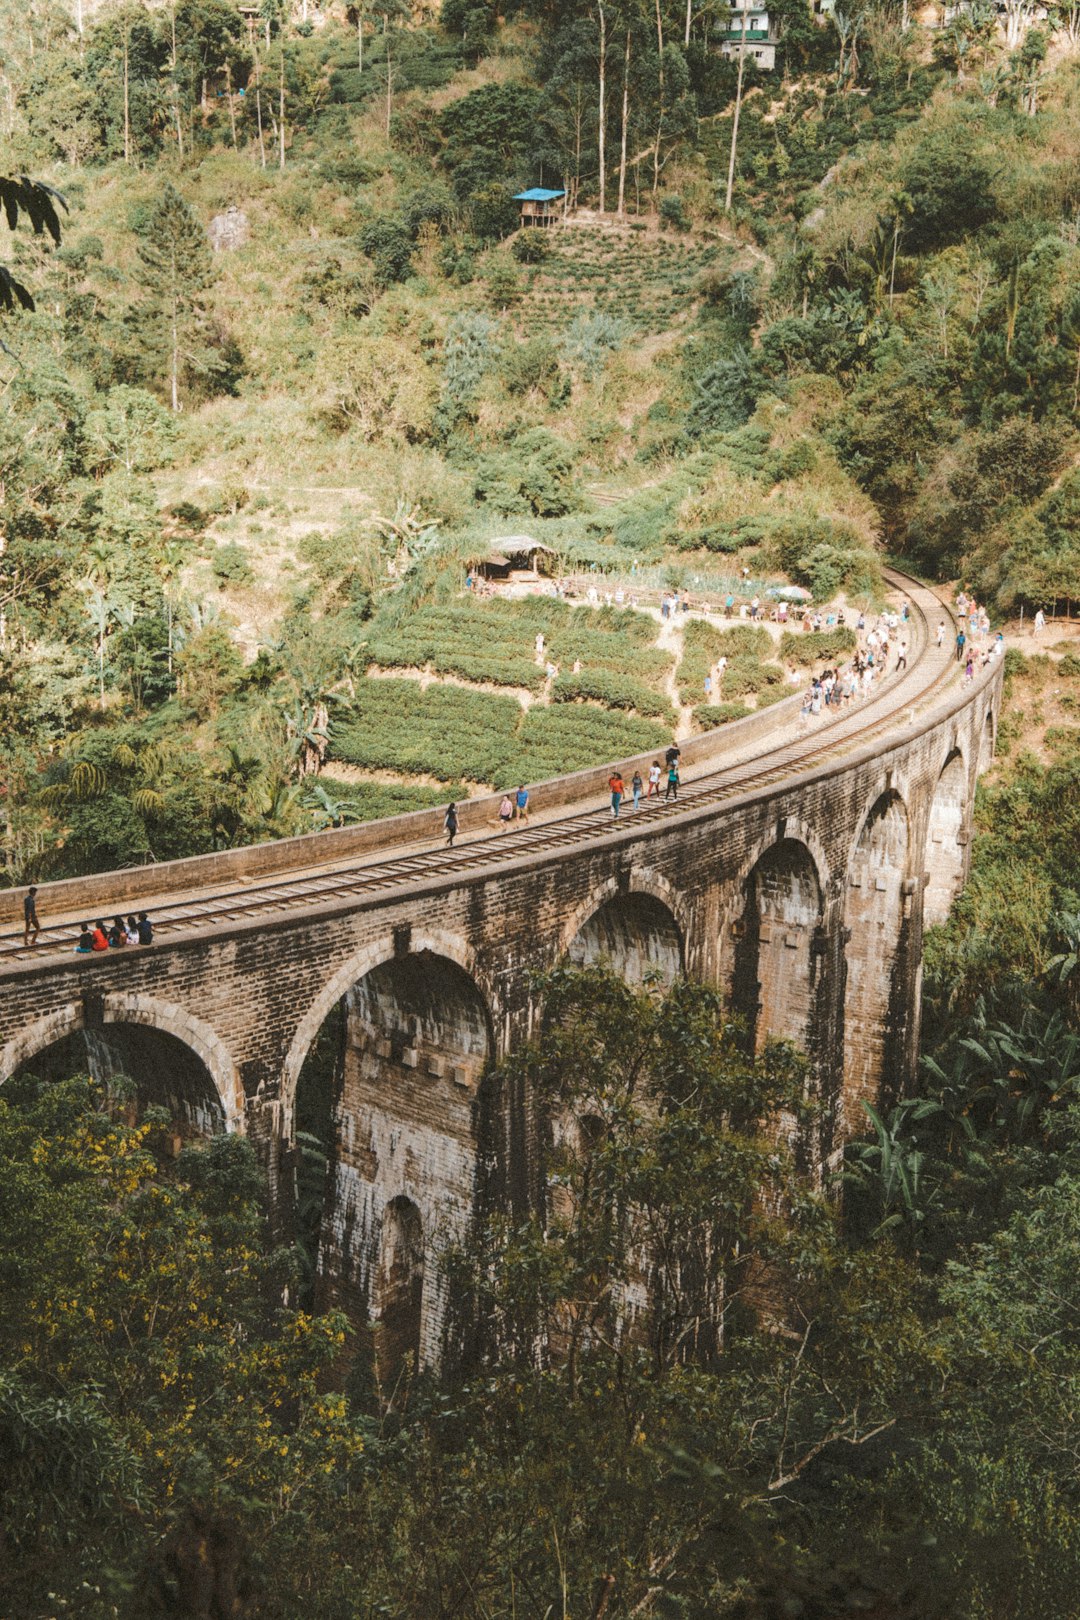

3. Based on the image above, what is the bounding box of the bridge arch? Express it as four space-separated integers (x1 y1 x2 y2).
842 789 912 1132
0 994 239 1135
560 870 686 985
924 748 968 928
282 929 492 1113
285 932 495 1370
726 833 826 1057
977 708 995 775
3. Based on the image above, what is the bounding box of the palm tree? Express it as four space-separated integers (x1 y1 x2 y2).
81 584 117 710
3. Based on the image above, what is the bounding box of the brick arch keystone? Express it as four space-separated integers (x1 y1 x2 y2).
281 928 494 1116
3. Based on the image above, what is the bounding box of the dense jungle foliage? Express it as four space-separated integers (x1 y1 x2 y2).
0 0 1079 1613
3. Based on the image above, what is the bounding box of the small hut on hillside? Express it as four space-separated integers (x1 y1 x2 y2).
513 187 565 228
469 538 558 585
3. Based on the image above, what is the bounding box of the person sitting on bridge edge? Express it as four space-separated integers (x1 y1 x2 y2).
499 793 513 830
108 916 127 948
91 920 109 951
23 886 40 947
75 923 94 954
137 912 153 945
609 770 625 820
444 802 458 848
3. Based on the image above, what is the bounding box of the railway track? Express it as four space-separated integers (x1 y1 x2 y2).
0 568 964 967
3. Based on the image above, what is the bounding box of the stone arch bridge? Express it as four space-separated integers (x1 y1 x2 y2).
0 571 1002 1366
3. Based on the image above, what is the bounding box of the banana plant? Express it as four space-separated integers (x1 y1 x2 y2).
302 781 363 830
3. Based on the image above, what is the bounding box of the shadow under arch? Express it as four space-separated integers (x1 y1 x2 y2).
924 748 968 929
564 884 684 986
728 836 825 1057
842 788 913 1134
3 994 238 1137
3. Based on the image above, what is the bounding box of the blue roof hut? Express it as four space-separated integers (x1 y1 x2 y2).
513 187 565 227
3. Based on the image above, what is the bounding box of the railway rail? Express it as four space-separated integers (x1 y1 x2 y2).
0 567 967 968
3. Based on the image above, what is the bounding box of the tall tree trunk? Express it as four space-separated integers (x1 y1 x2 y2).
279 46 286 169
171 299 180 412
226 59 237 148
385 17 393 138
685 0 692 47
597 1 607 213
617 27 630 216
254 41 266 168
653 0 665 195
171 8 183 157
122 26 130 163
724 9 748 213
358 12 363 71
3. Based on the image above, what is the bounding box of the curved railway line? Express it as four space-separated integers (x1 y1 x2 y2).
1 567 970 968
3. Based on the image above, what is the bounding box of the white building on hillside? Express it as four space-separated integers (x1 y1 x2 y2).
718 0 779 69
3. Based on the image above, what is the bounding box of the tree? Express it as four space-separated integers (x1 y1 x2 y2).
0 1073 360 1618
136 182 218 411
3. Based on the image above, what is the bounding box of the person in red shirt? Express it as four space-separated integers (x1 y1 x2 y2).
91 920 109 951
609 772 625 820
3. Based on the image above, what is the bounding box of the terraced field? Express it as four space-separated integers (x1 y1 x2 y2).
515 228 733 337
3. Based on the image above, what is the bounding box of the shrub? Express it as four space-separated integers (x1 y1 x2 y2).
553 672 674 722
659 194 691 232
779 627 857 666
694 701 752 729
721 657 785 697
359 217 415 287
211 543 254 588
512 229 552 264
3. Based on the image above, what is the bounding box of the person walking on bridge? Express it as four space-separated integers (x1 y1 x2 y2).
956 629 966 662
665 759 680 802
515 785 530 824
23 886 40 948
609 771 625 820
444 802 459 848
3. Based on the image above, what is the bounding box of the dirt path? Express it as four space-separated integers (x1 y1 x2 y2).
655 613 696 739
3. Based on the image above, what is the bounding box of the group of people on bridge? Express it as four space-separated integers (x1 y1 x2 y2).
17 887 155 953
